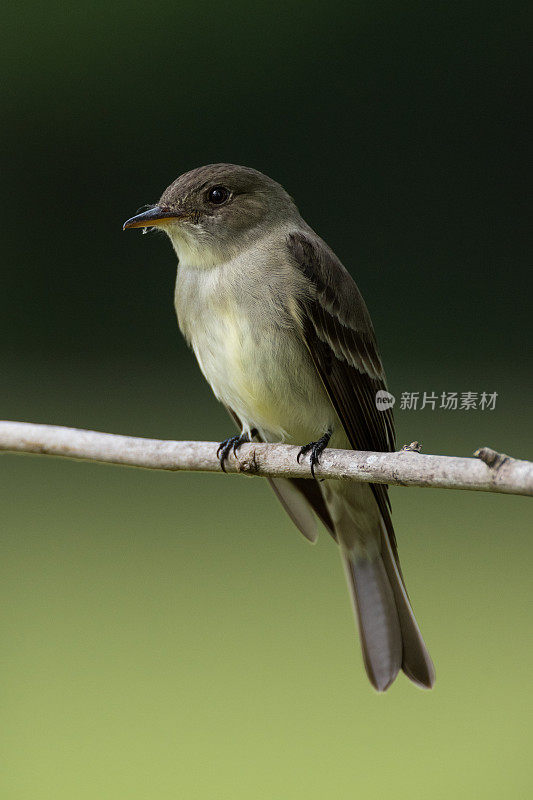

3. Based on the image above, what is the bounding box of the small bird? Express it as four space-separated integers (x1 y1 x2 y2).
124 164 435 691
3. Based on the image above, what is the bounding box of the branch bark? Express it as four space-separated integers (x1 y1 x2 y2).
1 421 531 497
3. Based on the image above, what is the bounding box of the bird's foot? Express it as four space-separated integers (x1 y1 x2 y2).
217 430 257 472
297 429 332 478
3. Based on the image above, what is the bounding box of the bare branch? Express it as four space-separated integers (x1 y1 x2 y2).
0 421 531 497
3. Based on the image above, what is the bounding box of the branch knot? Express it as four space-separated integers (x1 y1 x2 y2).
474 447 510 471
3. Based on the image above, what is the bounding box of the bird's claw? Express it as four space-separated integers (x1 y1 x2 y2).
217 432 251 472
297 430 332 478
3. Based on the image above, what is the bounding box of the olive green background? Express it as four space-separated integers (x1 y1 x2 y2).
1 2 532 798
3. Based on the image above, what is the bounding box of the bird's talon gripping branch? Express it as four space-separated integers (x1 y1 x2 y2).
297 429 332 478
217 431 256 472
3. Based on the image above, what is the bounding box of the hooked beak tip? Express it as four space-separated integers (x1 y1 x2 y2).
123 205 184 231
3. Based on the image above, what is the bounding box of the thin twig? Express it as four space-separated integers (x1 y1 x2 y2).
1 421 531 497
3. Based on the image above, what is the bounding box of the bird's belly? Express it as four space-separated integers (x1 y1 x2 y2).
187 307 333 444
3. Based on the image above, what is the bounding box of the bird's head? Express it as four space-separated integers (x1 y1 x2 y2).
123 163 298 267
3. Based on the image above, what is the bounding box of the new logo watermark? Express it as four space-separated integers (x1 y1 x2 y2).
375 390 396 410
375 390 498 411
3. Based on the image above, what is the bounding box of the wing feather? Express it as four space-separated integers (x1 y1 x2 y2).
287 230 400 563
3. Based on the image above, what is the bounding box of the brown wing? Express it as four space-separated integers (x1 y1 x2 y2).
287 230 399 561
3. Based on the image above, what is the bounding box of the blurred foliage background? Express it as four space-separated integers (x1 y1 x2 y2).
1 1 531 798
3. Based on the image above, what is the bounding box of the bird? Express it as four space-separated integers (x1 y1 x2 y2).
123 163 435 691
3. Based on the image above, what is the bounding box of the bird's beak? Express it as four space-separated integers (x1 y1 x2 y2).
122 205 188 230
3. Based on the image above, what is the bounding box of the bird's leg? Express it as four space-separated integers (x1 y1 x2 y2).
217 429 258 472
297 429 332 478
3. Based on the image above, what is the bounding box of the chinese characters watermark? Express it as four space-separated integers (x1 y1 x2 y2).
375 391 498 411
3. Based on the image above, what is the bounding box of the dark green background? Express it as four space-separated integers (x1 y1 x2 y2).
1 2 532 798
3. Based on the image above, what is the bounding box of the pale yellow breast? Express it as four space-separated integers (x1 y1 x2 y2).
175 258 334 443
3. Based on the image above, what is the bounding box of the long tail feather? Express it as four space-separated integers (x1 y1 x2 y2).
379 521 435 689
342 552 402 692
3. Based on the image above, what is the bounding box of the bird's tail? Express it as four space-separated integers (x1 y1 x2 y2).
342 529 435 692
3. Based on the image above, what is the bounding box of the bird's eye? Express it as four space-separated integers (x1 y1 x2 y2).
207 186 230 205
